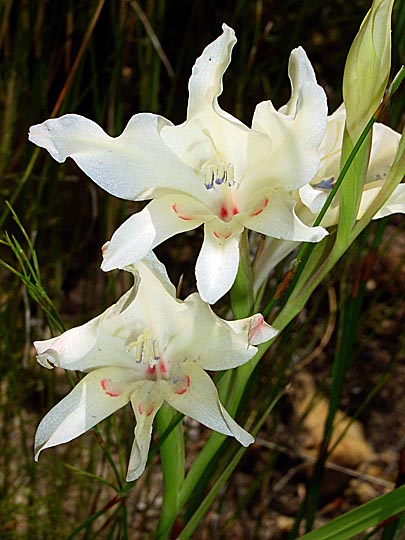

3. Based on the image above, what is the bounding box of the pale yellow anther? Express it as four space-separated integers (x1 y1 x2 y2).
127 329 161 368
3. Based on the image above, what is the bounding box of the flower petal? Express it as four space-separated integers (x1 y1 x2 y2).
162 23 272 186
101 195 207 272
35 367 136 460
252 238 298 293
169 293 261 370
366 122 401 185
130 251 177 298
187 24 236 120
118 261 190 349
315 104 345 182
164 363 254 446
160 119 217 175
312 106 400 190
299 183 328 214
239 189 328 242
226 313 278 346
162 114 272 193
250 47 327 192
127 383 163 481
34 287 138 371
29 113 206 201
195 221 243 304
359 183 405 220
279 46 321 115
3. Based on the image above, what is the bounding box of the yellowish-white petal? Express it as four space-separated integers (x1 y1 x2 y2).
252 238 299 293
127 383 163 482
35 367 137 460
280 46 317 112
187 23 236 120
169 293 265 370
164 363 254 446
101 195 208 272
34 288 137 371
226 314 278 346
251 47 327 192
316 104 345 181
129 251 177 298
239 188 328 242
299 184 328 215
29 113 206 201
359 183 405 220
366 122 401 185
195 221 243 304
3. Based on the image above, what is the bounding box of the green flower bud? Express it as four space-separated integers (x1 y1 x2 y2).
343 0 394 141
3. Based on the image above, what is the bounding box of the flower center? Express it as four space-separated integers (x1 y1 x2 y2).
204 163 239 222
127 331 191 396
127 329 168 380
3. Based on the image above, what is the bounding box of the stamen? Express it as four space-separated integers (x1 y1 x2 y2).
314 177 334 190
204 163 235 190
127 330 161 369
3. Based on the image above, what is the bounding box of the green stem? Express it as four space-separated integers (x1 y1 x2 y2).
155 405 185 540
177 388 284 539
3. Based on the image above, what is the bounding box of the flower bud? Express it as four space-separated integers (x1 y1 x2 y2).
343 0 394 141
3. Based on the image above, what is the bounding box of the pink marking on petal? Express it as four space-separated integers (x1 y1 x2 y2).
172 203 193 221
220 205 228 219
175 375 191 395
147 365 156 375
100 378 121 398
101 241 109 255
159 359 168 375
213 230 231 240
248 315 265 342
250 198 269 217
146 405 154 417
138 402 154 416
232 206 239 216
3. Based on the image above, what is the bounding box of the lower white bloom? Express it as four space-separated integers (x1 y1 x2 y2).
34 254 277 481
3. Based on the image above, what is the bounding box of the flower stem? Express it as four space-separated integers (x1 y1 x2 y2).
155 405 185 539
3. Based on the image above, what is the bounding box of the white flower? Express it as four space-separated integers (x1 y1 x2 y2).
29 24 328 304
298 104 404 225
34 253 277 481
253 105 404 291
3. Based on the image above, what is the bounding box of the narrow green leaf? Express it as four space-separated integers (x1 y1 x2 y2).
297 486 405 540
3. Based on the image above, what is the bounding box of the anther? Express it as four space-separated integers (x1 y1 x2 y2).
127 330 161 369
204 163 235 191
314 177 334 190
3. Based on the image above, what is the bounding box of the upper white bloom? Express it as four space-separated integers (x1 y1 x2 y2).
253 105 404 291
34 253 277 481
29 24 328 304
